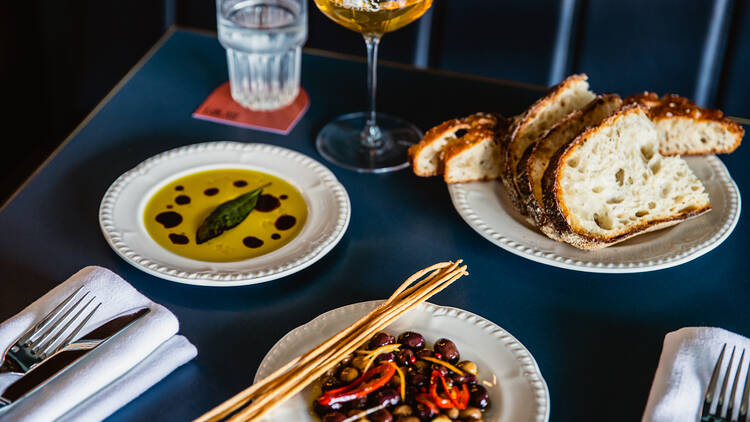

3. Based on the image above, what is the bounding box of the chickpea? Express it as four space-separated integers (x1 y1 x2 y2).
458 361 478 376
392 405 413 416
397 417 420 422
445 407 459 419
458 406 482 420
352 356 369 371
339 367 359 383
431 416 452 422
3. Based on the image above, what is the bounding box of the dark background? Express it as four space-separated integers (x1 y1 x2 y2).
2 0 749 206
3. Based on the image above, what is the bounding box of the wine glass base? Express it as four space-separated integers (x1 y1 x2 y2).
316 112 424 173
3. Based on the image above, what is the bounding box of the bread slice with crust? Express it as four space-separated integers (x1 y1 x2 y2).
443 117 511 183
409 113 499 177
503 74 596 215
517 94 623 237
542 105 711 250
624 92 744 156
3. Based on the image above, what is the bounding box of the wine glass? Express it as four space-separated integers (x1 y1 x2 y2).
313 0 434 173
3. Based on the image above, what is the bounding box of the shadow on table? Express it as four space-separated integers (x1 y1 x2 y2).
544 307 664 422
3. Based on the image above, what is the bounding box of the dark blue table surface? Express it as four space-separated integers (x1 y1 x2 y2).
0 28 748 422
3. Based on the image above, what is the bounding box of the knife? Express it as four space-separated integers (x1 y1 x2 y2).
0 307 149 407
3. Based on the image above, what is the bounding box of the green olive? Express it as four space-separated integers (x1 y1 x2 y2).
352 356 368 371
392 404 413 416
458 406 482 420
339 367 359 383
458 360 478 376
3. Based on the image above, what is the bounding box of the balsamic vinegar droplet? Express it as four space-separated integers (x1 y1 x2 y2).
155 211 182 228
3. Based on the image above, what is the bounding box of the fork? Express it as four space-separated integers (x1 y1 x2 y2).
702 343 750 422
0 286 102 373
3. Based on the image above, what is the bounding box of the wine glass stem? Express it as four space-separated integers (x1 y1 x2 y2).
362 34 383 148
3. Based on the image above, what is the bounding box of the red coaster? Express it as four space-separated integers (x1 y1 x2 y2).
192 82 309 135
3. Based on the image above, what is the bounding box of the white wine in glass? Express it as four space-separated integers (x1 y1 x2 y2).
313 0 434 173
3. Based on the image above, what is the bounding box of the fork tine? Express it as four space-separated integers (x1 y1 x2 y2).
704 343 727 417
32 295 95 356
718 346 737 416
27 291 90 349
741 350 750 421
16 286 83 345
728 349 745 421
49 301 102 357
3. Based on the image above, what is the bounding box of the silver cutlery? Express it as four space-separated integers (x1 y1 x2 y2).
702 343 750 422
0 307 149 408
0 286 101 374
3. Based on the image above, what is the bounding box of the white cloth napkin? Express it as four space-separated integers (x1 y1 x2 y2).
0 266 197 422
643 327 750 422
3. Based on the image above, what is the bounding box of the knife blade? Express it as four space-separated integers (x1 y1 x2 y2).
0 307 149 407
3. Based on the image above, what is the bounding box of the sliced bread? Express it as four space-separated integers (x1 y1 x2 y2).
542 105 711 250
443 117 510 183
409 113 499 177
624 92 744 156
518 94 623 235
503 74 596 214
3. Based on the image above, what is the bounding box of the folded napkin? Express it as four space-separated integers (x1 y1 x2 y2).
643 327 750 422
0 266 197 421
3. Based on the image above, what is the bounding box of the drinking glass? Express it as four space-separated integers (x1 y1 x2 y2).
313 0 434 173
217 0 307 110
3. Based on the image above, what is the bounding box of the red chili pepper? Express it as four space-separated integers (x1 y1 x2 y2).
429 371 454 409
415 393 440 414
317 363 396 405
454 384 469 410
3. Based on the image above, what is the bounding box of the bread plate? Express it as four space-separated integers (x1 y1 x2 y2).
99 142 350 286
448 155 740 273
255 300 550 422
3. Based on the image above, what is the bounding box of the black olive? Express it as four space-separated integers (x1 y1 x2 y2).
314 400 344 415
451 373 477 385
397 349 415 366
321 376 340 391
469 384 490 409
369 332 396 349
408 372 428 388
369 409 393 422
415 402 437 420
432 365 449 377
434 338 460 363
415 349 434 360
370 388 401 407
322 411 346 422
376 352 396 363
349 395 369 409
405 386 420 404
397 332 426 350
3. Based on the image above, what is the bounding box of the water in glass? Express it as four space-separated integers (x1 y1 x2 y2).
217 0 307 110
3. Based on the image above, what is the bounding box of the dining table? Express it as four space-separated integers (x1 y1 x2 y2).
0 27 748 422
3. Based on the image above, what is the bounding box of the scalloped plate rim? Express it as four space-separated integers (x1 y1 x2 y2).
255 300 550 422
98 141 351 286
448 155 740 273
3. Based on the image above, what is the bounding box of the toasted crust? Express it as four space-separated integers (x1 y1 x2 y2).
624 92 744 155
502 74 594 215
408 113 499 177
541 105 711 250
519 94 623 234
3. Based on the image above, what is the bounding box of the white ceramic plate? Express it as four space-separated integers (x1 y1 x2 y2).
255 301 550 422
99 142 350 286
448 156 740 273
